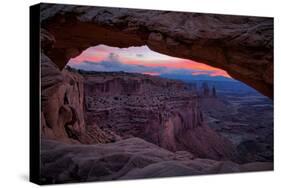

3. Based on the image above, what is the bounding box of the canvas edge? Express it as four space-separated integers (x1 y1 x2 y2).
29 3 42 185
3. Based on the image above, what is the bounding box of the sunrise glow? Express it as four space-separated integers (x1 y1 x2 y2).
68 45 232 79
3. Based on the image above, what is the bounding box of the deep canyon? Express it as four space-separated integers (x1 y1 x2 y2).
40 54 272 183
38 3 273 184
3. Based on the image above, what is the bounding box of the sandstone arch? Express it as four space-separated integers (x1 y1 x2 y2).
40 4 273 98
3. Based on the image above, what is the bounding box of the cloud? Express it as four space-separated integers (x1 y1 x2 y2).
70 54 167 75
68 45 231 78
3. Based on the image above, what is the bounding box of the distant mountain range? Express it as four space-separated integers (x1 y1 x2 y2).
159 73 262 94
160 73 236 82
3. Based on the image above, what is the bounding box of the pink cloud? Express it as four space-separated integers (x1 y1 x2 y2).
142 72 161 76
68 45 232 78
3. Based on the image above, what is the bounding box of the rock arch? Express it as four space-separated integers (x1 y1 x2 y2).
40 4 273 98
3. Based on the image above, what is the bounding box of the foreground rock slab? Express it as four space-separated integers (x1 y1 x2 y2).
40 137 273 184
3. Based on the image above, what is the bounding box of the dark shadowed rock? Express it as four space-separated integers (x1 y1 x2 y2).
37 5 274 184
40 138 273 184
40 3 273 98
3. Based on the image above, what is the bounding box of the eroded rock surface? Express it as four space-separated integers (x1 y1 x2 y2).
68 68 236 160
199 86 273 163
40 3 273 98
40 137 273 184
38 4 273 183
41 53 111 144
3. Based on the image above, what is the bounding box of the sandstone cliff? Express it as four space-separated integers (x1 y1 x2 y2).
40 3 273 98
37 4 273 183
41 60 237 160
70 68 237 160
41 54 110 144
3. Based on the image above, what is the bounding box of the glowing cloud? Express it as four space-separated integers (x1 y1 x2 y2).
68 45 232 79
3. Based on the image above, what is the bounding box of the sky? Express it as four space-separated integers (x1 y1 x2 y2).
68 45 231 79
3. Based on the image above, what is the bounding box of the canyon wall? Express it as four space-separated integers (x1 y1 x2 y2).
40 54 110 144
79 70 237 160
40 3 273 98
37 4 273 183
41 60 237 160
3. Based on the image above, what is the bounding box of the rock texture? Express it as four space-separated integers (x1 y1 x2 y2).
38 4 273 183
41 53 111 144
198 83 273 163
42 62 237 161
40 137 273 184
70 68 237 161
40 3 273 98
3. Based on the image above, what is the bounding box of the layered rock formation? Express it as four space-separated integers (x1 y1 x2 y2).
40 137 272 184
38 3 273 183
40 3 273 98
68 68 236 160
41 54 111 144
41 60 237 160
198 83 273 163
39 52 272 184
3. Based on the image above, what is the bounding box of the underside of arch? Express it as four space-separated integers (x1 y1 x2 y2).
40 4 273 99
